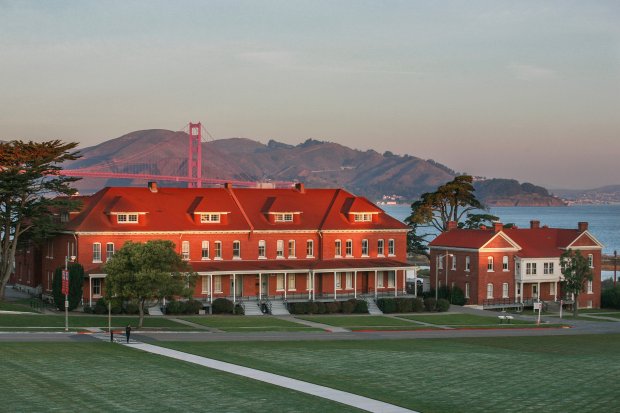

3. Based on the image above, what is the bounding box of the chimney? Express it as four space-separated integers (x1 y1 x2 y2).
295 182 305 193
148 182 158 193
493 222 503 232
530 220 540 229
224 183 232 189
447 221 458 231
578 222 588 232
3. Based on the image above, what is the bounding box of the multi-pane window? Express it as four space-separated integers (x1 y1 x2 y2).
353 213 372 222
550 283 556 295
526 263 537 275
232 241 241 259
306 275 313 290
106 243 114 261
377 239 384 256
335 273 341 289
587 280 593 293
288 274 296 290
502 256 509 271
181 241 190 260
346 272 353 289
274 213 294 222
388 271 395 288
377 272 384 288
288 240 296 258
258 240 266 258
201 241 210 260
335 240 342 257
451 255 457 270
388 239 395 255
361 239 369 256
465 282 470 299
92 278 101 296
201 276 210 294
487 257 494 271
276 274 285 290
588 254 594 268
276 240 284 258
345 240 353 256
214 241 222 259
200 213 220 223
306 240 314 257
214 275 222 292
93 243 101 262
117 213 138 223
465 256 471 271
544 262 554 275
487 283 494 299
502 283 509 298
438 257 444 269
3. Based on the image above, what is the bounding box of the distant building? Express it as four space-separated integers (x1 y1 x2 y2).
429 220 603 308
13 183 414 311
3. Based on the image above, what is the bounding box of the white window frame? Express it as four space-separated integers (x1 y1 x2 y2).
276 240 284 258
93 243 102 263
346 272 353 289
353 213 372 222
214 241 222 260
345 239 353 257
106 242 114 262
502 256 509 271
201 241 210 260
587 280 593 294
200 213 221 223
465 282 470 299
487 256 494 272
335 240 342 257
465 256 471 271
287 274 296 290
361 239 369 257
377 272 384 288
232 240 241 259
117 213 138 224
274 213 294 222
201 276 210 294
588 254 594 268
335 273 341 290
487 283 494 299
388 239 395 256
276 274 285 291
306 274 313 291
181 241 190 261
387 271 395 288
306 240 314 258
377 239 384 256
92 278 102 297
451 255 457 270
214 275 222 293
502 282 509 298
258 240 266 259
288 240 296 258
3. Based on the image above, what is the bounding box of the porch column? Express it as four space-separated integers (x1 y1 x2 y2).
537 281 541 300
334 271 337 300
520 281 523 304
284 272 287 301
259 273 262 301
374 270 378 300
209 274 213 304
308 273 311 300
354 270 357 299
394 271 398 297
232 274 236 304
312 271 316 301
554 281 558 301
89 276 92 307
402 269 406 294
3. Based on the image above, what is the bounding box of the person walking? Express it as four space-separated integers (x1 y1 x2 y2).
125 324 131 343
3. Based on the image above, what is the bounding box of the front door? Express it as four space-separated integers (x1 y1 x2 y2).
230 275 243 297
362 272 369 294
532 284 538 300
261 276 268 296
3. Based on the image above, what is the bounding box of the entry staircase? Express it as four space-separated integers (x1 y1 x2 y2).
269 300 291 316
242 301 264 316
365 298 383 315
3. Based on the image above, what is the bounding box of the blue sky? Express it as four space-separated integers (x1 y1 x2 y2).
1 0 618 189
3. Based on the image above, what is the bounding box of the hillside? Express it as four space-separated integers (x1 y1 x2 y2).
64 129 564 206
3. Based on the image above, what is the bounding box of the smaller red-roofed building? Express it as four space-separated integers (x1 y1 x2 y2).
429 220 603 309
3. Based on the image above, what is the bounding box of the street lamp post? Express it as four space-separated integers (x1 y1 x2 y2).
614 250 617 287
435 252 454 300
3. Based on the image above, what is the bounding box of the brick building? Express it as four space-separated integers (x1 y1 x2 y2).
429 220 603 308
15 183 413 310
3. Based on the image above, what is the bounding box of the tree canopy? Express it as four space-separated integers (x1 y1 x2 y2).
103 240 196 328
405 175 498 257
560 249 593 316
0 140 80 299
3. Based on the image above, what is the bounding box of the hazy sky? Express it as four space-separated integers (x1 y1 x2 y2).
1 1 619 189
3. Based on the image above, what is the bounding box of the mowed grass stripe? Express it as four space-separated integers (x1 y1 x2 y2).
297 315 419 328
158 335 620 413
180 315 320 331
397 313 531 326
0 342 361 413
0 314 194 330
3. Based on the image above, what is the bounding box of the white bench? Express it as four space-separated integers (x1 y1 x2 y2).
498 315 514 324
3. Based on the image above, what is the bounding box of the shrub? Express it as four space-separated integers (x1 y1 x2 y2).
212 298 234 314
184 300 203 315
377 298 397 313
165 300 183 315
424 297 437 312
316 301 326 314
83 305 94 314
450 286 466 306
325 301 341 314
288 302 308 314
354 299 368 314
93 298 108 315
342 299 355 314
234 304 244 315
436 298 450 312
124 302 140 315
412 297 425 312
396 298 413 313
307 301 318 314
601 286 620 309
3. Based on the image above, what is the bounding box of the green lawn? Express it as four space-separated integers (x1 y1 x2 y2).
0 314 195 330
159 335 620 413
0 298 38 312
297 315 433 330
398 313 531 326
180 315 321 332
0 342 360 412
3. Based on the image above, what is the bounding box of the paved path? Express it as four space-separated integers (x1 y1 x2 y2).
277 315 350 332
123 339 416 413
167 317 222 332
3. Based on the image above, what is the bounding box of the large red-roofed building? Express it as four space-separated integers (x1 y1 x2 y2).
429 220 603 308
15 183 414 312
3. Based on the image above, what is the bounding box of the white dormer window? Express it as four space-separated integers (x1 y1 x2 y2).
274 213 294 222
200 213 221 223
353 213 372 222
117 213 138 223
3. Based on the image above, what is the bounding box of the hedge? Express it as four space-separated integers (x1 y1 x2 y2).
377 297 427 313
287 299 369 315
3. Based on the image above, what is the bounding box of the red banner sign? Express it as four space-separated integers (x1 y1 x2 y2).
62 270 69 295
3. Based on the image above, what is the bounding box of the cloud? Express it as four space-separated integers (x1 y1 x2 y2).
509 64 557 81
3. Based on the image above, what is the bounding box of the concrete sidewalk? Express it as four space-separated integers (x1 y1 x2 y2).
124 339 416 413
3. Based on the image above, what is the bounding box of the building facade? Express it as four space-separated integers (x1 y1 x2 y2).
429 220 603 308
15 183 413 308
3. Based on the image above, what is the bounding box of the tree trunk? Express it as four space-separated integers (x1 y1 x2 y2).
573 294 579 317
138 299 145 329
